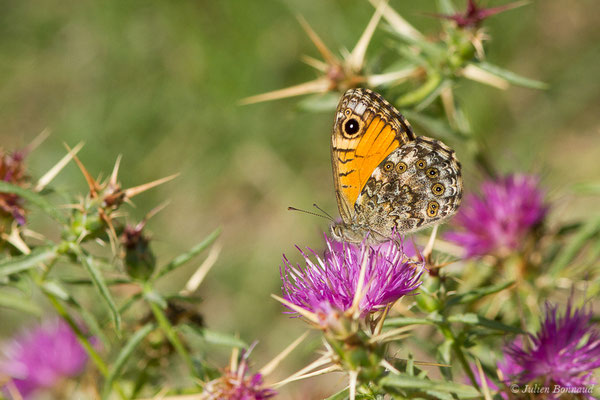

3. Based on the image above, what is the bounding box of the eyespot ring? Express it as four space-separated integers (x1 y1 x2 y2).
426 168 439 178
396 162 407 173
416 159 427 169
344 109 352 116
342 117 361 138
383 161 394 172
427 201 439 217
431 183 445 196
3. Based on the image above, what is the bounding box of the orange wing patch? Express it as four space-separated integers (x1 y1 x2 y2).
331 88 416 222
333 116 400 208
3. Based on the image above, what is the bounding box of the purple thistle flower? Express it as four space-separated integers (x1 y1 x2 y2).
0 319 90 399
446 174 547 258
498 300 600 398
204 343 276 400
281 235 423 320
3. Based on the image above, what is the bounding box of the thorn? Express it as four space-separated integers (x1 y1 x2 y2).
123 173 179 199
22 128 51 156
259 331 309 376
181 242 222 295
35 142 83 191
239 78 331 105
296 14 339 66
367 0 423 40
347 0 386 72
110 154 123 187
300 55 328 72
64 143 100 197
271 294 320 325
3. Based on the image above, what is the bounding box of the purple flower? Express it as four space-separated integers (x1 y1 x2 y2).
0 319 90 399
204 343 276 400
281 235 423 319
498 300 600 398
446 174 547 258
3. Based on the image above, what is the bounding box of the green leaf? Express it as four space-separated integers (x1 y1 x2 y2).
396 71 444 107
180 324 247 348
474 62 548 89
0 181 67 223
447 313 524 334
380 375 480 398
324 388 349 400
79 252 122 333
101 323 154 400
549 215 600 276
0 291 42 315
0 247 57 278
154 227 221 280
384 316 438 327
446 281 514 307
60 277 132 286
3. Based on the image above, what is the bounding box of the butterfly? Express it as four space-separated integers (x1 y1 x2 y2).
330 88 463 244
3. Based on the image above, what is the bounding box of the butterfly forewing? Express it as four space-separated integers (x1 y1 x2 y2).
331 88 415 223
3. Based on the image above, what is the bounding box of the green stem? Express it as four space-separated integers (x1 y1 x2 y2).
45 292 128 400
146 293 195 375
438 323 479 390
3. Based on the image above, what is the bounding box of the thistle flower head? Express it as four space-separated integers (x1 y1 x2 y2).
433 0 527 29
446 174 547 258
120 221 156 281
499 299 600 396
203 344 276 400
0 148 28 225
281 235 423 322
0 319 89 399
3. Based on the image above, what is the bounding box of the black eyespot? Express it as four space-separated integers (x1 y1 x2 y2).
344 118 359 135
396 162 407 173
427 168 439 178
383 161 394 171
416 159 427 169
427 201 439 217
432 183 445 196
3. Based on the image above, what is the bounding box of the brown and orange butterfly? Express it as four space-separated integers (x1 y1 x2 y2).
330 88 463 244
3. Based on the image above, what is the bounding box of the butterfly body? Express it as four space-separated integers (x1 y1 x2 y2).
330 88 463 244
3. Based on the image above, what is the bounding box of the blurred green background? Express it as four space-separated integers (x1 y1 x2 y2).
1 0 599 397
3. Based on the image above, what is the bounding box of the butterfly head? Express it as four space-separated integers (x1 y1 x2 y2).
330 222 388 245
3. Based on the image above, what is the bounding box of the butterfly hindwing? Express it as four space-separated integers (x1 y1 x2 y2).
331 88 415 223
354 136 463 236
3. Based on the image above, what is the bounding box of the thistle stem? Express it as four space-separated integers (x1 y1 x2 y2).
146 293 196 376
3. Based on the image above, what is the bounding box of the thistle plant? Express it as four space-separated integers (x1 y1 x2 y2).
244 0 600 398
1 1 599 399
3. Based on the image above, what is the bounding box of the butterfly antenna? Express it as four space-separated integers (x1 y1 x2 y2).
288 206 334 222
312 203 335 221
